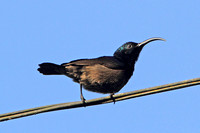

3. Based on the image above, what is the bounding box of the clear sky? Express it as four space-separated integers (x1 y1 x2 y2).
1 1 200 133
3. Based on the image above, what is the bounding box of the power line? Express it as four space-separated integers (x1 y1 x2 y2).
0 77 200 122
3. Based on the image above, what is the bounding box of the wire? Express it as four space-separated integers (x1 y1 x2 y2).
0 77 200 122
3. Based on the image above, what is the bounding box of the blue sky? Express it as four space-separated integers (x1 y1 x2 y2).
1 1 200 132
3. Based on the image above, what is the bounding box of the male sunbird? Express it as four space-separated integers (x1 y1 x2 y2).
38 37 165 103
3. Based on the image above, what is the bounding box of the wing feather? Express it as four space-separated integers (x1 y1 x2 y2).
61 56 125 83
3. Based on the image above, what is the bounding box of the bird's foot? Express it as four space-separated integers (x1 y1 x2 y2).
80 95 86 106
110 93 115 104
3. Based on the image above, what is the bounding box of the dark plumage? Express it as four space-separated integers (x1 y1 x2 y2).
38 37 165 103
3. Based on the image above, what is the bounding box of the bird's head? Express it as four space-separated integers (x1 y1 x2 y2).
114 37 166 67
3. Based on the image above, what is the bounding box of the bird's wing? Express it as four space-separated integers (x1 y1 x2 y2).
61 56 125 83
61 56 125 69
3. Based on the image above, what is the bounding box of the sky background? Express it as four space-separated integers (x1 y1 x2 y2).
1 0 200 132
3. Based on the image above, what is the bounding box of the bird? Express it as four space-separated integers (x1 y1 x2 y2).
38 37 165 103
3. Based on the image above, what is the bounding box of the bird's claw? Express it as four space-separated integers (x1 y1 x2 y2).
110 93 116 104
80 95 86 105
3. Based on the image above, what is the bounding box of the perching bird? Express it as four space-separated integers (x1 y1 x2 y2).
38 37 165 103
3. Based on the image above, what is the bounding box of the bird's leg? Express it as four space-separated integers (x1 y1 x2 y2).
80 84 86 104
110 93 116 104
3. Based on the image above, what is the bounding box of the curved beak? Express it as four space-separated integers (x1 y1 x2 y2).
137 37 166 47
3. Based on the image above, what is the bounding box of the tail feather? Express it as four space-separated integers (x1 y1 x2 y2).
38 63 66 75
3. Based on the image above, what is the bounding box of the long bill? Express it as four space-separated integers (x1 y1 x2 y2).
137 37 166 47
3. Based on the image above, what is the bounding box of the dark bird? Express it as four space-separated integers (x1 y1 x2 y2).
38 37 165 103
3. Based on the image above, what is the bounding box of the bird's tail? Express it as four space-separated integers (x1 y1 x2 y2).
38 63 66 75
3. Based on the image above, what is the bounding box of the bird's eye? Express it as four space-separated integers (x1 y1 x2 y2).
126 44 132 49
